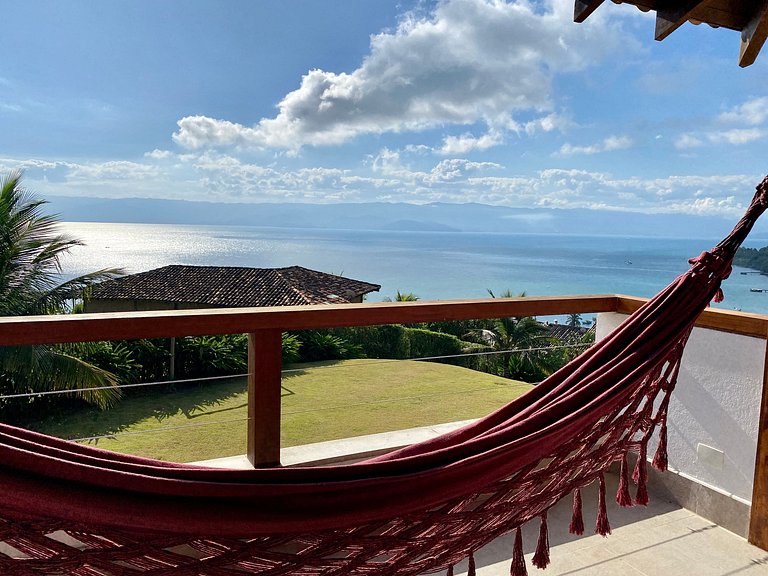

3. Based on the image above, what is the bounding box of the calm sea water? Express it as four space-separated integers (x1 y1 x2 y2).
59 222 768 318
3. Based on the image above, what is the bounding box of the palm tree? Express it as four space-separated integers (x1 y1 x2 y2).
465 289 557 381
566 313 584 328
0 171 123 414
383 290 420 302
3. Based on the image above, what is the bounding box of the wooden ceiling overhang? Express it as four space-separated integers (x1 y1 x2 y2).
574 0 768 67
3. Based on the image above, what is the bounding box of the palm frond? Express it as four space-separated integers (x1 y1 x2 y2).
0 171 124 411
0 345 122 409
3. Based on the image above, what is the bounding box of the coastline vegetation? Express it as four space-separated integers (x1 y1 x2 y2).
734 246 768 273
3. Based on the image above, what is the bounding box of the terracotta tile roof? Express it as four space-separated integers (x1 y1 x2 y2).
544 323 595 343
89 265 381 307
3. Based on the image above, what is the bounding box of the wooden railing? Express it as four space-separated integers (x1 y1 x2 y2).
0 294 766 549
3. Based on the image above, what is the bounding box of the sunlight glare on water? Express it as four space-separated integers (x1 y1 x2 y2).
58 221 768 316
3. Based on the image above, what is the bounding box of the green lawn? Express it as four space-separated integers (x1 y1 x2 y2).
33 359 532 463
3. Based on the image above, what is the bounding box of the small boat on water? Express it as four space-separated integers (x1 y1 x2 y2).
750 288 765 292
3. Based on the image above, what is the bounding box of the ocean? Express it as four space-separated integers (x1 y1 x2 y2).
59 221 768 319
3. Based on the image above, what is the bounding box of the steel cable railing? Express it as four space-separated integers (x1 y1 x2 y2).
0 341 594 447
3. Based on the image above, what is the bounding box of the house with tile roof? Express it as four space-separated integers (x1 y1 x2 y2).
83 265 381 313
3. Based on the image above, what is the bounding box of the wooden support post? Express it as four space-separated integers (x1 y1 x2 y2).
247 329 283 468
739 0 768 68
749 334 768 550
655 0 706 41
573 0 604 23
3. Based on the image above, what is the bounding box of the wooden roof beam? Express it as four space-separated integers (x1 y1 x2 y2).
655 1 708 41
574 0 605 23
739 0 768 67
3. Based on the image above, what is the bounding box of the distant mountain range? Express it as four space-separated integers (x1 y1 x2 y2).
45 196 768 240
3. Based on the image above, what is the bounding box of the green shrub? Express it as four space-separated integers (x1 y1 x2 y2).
296 330 363 362
329 325 410 359
404 328 463 359
282 333 302 365
176 334 248 379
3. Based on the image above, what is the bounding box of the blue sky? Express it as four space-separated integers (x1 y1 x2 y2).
2 0 767 217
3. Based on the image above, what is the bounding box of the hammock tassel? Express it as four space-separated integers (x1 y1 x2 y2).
446 565 454 576
510 526 528 576
633 442 649 506
616 453 633 507
596 473 611 536
532 511 550 569
569 488 585 535
714 287 725 303
468 553 477 576
653 421 669 472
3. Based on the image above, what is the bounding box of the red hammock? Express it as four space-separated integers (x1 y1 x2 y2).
1 177 767 576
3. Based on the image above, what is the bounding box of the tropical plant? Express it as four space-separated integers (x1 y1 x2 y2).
0 171 123 418
566 313 584 328
383 290 419 302
464 290 558 381
176 334 248 379
281 333 302 365
294 330 363 362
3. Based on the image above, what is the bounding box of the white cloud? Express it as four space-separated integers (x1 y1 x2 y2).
718 97 768 126
665 196 742 215
427 158 501 182
173 0 630 151
67 161 160 180
438 131 503 155
173 116 259 149
674 133 703 150
0 102 22 113
558 135 633 156
144 149 174 160
709 128 765 145
675 96 768 150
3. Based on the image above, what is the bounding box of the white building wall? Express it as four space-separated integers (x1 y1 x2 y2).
597 312 764 504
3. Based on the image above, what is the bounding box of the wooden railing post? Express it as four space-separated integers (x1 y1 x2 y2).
749 333 768 550
247 329 283 468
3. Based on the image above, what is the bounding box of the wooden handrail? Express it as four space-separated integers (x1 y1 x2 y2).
616 295 768 338
0 295 619 346
2 294 766 345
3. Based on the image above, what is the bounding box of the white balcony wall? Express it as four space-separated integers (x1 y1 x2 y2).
597 312 764 504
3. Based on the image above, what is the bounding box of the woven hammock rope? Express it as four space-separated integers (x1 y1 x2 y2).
1 177 767 576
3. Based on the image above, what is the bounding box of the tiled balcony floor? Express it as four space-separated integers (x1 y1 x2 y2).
456 473 768 576
198 424 768 576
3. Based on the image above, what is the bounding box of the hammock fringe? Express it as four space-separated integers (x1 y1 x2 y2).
653 421 669 472
596 474 611 536
531 511 551 569
616 453 633 507
510 526 528 576
569 488 585 536
633 443 650 506
467 552 477 576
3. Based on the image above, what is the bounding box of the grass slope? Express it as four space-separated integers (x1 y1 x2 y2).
34 359 532 463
